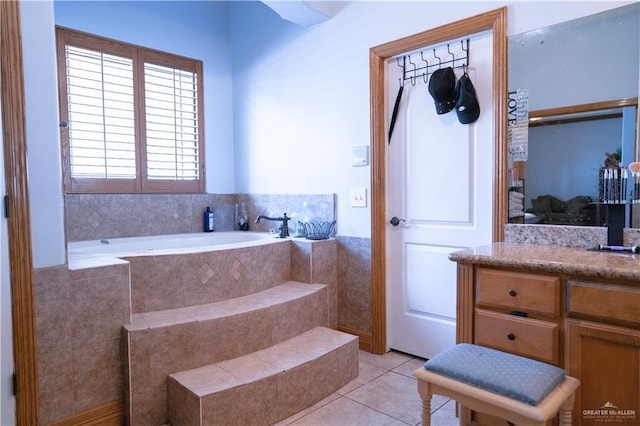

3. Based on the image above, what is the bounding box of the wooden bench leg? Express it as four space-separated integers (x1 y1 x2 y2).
416 377 432 425
559 391 576 426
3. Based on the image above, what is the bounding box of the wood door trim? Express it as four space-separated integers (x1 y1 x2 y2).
1 1 40 423
369 8 507 354
530 97 639 120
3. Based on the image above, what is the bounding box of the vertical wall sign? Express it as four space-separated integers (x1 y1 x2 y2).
507 88 529 161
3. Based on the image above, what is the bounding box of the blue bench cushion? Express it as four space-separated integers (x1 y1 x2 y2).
423 343 566 406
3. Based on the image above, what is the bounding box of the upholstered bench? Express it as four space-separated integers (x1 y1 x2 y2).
412 344 580 426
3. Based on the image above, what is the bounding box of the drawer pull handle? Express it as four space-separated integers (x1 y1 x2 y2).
508 289 517 297
507 332 516 341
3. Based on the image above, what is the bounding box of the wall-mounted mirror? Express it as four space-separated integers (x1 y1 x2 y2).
508 2 640 227
524 98 637 226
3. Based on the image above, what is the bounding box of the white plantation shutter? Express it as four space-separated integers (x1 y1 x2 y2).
57 27 205 193
144 63 200 180
65 46 136 179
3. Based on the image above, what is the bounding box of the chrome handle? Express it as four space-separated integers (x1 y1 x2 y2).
390 216 406 227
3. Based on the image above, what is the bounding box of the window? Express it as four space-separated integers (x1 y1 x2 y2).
56 27 205 193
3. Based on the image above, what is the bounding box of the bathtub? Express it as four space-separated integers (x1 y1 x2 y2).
68 231 282 260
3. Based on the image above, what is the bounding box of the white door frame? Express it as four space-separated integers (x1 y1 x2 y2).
368 8 508 355
0 47 16 426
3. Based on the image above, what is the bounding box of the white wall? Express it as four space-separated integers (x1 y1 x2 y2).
53 0 235 195
18 0 634 264
506 1 631 36
21 0 234 267
20 1 66 268
229 1 632 238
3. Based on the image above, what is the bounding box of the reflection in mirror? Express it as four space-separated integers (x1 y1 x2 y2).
507 3 640 227
525 99 637 226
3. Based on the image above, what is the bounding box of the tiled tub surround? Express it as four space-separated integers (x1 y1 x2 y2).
167 327 358 426
64 193 336 242
291 238 339 327
33 262 130 425
125 283 340 425
123 237 345 425
34 234 353 425
125 238 292 313
336 236 372 335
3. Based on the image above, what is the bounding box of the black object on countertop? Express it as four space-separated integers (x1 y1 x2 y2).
589 243 640 254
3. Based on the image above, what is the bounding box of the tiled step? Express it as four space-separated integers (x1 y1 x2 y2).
167 326 359 426
123 281 330 425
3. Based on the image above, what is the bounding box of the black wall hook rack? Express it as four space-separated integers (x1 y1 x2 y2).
397 39 470 86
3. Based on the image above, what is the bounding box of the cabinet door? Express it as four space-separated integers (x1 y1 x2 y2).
566 319 640 425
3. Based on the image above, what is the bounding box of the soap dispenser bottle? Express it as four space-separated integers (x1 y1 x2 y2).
237 203 249 231
203 207 214 232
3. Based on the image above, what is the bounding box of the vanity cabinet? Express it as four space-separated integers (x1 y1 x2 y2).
475 268 561 365
452 245 640 426
566 319 640 426
565 280 640 426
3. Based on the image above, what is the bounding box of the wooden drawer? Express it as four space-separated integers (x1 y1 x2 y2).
476 268 560 317
568 280 640 325
475 309 560 365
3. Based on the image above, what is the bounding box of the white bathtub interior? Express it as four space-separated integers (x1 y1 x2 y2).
67 231 282 270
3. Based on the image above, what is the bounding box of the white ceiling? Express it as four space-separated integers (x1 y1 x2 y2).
261 1 347 26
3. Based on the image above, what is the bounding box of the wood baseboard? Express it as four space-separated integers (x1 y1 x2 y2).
336 325 373 353
47 400 123 426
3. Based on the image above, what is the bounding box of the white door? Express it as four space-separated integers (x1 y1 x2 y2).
386 32 494 359
0 39 16 422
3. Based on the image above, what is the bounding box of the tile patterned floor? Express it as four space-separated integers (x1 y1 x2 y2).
275 350 458 426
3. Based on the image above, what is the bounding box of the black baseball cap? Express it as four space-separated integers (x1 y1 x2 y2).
455 73 480 124
428 67 457 115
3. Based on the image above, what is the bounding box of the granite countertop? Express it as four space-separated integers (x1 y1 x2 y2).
449 242 640 282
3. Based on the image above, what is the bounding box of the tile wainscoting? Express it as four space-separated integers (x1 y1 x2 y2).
33 263 130 424
64 193 336 242
336 236 372 336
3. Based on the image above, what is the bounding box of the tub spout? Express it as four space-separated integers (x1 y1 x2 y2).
255 213 291 238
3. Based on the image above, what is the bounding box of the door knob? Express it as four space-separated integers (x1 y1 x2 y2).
390 216 406 226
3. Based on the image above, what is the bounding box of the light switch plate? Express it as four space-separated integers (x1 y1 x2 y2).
352 146 369 167
350 187 367 207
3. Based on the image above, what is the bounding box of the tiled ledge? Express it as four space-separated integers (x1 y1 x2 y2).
167 327 358 426
125 282 328 332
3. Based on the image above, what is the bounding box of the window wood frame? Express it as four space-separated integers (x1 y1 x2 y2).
56 27 205 194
